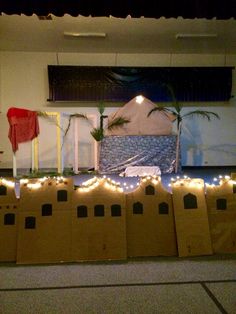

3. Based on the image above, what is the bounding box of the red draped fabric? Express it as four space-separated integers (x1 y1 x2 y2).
7 107 40 152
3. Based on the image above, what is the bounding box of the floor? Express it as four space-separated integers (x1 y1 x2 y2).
0 255 236 313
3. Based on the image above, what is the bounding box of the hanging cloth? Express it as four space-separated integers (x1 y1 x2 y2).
7 107 40 152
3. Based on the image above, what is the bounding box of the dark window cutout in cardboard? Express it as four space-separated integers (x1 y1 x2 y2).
233 184 236 194
145 185 155 195
42 204 52 216
0 185 7 196
159 202 169 214
77 205 88 218
4 213 15 225
57 190 67 202
133 202 143 214
94 205 105 217
184 193 198 209
216 198 227 210
25 216 36 229
111 204 122 216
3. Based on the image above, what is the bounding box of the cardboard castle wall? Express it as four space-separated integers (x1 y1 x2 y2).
172 178 213 257
0 178 19 262
205 178 236 253
1 174 236 264
71 178 127 261
126 177 177 257
17 177 73 264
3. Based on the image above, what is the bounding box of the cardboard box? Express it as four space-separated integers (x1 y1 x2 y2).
206 179 236 253
126 176 177 257
0 203 19 261
172 178 212 257
19 177 73 211
17 209 71 264
71 178 127 261
0 178 18 204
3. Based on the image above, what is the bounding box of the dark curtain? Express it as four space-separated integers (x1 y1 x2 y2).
1 1 236 19
48 66 233 102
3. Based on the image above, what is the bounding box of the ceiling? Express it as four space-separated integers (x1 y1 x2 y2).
0 14 236 54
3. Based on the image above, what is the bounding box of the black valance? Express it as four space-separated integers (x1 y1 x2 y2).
1 1 236 19
48 66 233 103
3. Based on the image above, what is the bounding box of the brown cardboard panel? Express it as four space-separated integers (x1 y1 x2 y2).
20 177 73 211
71 178 127 261
0 204 18 261
0 178 18 204
172 178 213 257
206 178 236 196
206 193 236 213
72 214 127 261
208 212 236 253
126 177 177 257
17 209 71 264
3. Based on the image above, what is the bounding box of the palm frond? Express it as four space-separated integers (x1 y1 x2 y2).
97 101 105 115
64 113 88 137
107 116 130 130
182 110 220 121
165 84 182 113
147 106 176 118
37 111 64 132
90 127 104 142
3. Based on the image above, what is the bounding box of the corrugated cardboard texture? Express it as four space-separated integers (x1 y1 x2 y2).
20 177 73 211
172 178 212 257
0 203 19 261
206 179 236 253
0 178 18 204
71 178 127 261
17 209 71 264
126 177 177 257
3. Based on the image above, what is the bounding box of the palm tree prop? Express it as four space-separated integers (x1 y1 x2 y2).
148 84 220 173
90 102 130 142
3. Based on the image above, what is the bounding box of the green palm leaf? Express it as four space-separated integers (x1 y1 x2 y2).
90 127 104 142
64 113 88 137
182 110 220 121
107 116 130 130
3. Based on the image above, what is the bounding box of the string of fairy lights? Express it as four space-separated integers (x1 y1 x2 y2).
0 174 235 192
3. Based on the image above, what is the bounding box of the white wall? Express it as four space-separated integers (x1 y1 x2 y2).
0 51 236 170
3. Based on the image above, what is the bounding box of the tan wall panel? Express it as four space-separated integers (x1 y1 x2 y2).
172 179 212 257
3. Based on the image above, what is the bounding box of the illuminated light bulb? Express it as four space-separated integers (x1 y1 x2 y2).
218 175 222 178
20 179 29 184
168 184 171 187
171 178 175 181
103 175 106 178
136 183 140 186
117 187 124 193
125 186 129 190
225 175 230 179
176 176 180 179
130 185 134 188
213 178 218 181
135 95 144 104
27 182 41 189
123 183 127 186
147 176 151 180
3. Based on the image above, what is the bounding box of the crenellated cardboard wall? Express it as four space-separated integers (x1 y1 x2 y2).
0 175 235 264
205 177 236 253
17 177 73 264
171 178 213 257
72 177 127 261
126 176 177 257
0 178 19 261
